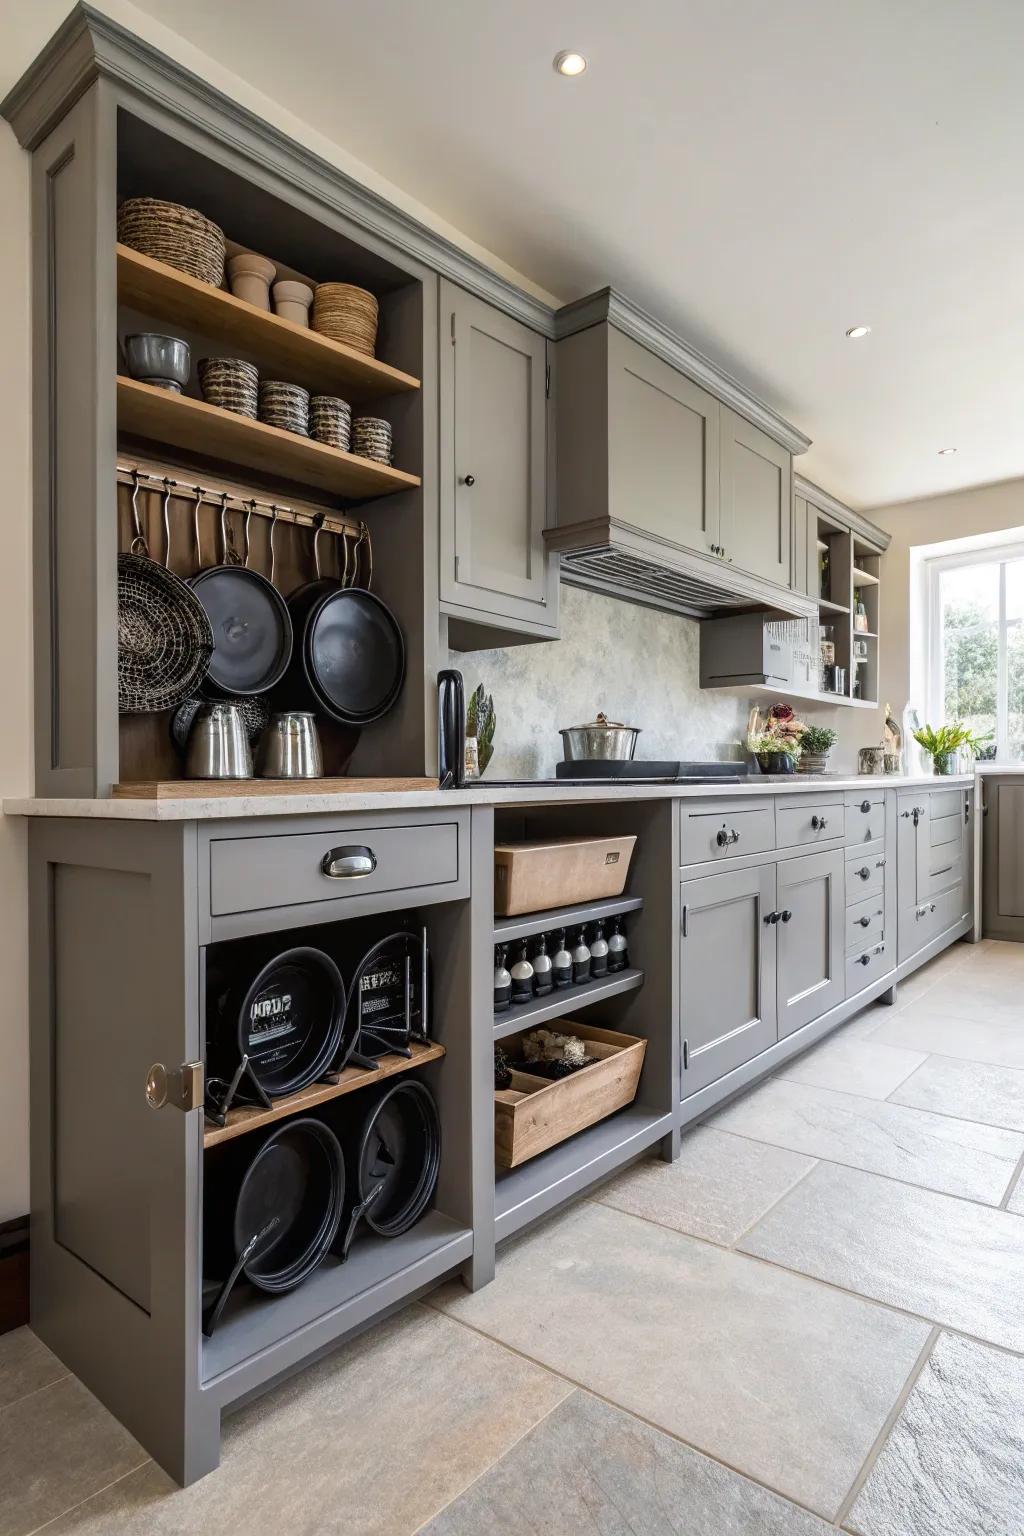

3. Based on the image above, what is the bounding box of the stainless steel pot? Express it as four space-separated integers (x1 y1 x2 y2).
559 712 641 762
256 711 323 779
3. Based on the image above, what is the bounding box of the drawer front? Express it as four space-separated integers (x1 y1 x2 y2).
210 820 464 918
680 801 775 867
926 846 966 898
898 883 966 963
930 811 962 850
846 940 890 996
928 788 964 822
776 797 846 850
846 848 887 902
845 792 886 848
846 894 885 952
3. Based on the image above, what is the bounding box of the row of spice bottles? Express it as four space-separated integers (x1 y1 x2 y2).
494 918 630 1011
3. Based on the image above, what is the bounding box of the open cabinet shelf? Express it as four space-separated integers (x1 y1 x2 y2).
118 244 421 402
494 895 644 944
493 968 645 1037
117 377 421 499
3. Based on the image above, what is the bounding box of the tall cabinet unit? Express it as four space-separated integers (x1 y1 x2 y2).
981 774 1024 941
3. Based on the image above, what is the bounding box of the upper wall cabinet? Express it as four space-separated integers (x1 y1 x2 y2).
439 280 558 642
719 407 792 589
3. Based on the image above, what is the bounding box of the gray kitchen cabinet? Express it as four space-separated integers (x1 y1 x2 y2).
982 775 1024 941
775 847 845 1036
790 491 816 599
606 328 721 557
719 407 792 588
680 863 777 1095
439 280 557 635
897 787 970 963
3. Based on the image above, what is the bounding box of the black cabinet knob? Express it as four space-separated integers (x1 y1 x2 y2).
858 915 871 927
780 909 792 923
811 814 828 830
764 910 779 925
857 866 870 879
860 799 871 813
463 473 475 486
858 953 871 966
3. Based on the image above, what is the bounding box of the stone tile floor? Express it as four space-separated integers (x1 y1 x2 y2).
2 937 1022 1535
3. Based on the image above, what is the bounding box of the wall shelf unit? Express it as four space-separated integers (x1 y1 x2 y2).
493 968 645 1037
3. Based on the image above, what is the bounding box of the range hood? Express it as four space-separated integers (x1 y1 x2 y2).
544 518 818 623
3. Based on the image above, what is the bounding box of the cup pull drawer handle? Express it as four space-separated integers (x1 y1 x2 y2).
321 845 377 880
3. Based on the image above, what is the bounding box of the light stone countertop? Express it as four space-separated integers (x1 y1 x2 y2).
2 773 974 821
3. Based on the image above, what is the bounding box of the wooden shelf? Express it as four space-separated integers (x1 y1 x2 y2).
852 568 880 587
203 1040 445 1149
494 895 644 945
117 244 420 402
117 377 421 500
493 968 644 1038
115 777 439 800
818 597 850 614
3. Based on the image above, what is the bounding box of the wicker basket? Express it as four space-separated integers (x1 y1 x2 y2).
312 283 379 356
117 553 214 714
118 197 226 287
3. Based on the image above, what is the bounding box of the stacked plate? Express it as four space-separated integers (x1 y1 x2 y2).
352 416 393 465
198 358 258 418
259 381 310 436
312 283 379 356
118 197 226 287
310 395 352 451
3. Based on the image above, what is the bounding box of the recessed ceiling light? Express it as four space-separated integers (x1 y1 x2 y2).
553 50 587 76
845 325 871 339
938 446 958 455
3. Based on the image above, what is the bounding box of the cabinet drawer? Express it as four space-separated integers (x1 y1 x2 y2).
846 849 887 902
846 894 885 952
929 789 963 821
680 800 775 867
209 820 464 918
898 883 966 963
930 811 962 850
777 797 845 849
846 940 890 996
845 793 886 848
926 846 966 898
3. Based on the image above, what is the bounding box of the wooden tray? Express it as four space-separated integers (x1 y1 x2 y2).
494 1020 646 1168
494 834 637 916
113 777 439 799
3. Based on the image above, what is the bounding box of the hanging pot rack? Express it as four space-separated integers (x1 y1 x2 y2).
115 460 364 541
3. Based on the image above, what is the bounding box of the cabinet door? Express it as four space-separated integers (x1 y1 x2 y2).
439 281 554 627
791 494 816 598
680 863 777 1096
776 847 845 1037
719 407 793 588
983 778 1024 939
607 328 721 557
896 794 929 908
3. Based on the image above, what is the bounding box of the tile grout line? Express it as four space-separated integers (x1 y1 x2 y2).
830 1324 941 1531
0 1372 73 1419
407 1388 573 1535
422 1305 837 1527
883 1065 1024 1136
25 1457 153 1536
998 1145 1024 1210
725 1159 821 1249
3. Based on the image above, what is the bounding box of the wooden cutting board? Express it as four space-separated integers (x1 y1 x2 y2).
112 777 440 799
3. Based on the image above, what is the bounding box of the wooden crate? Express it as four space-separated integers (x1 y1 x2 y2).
494 1020 646 1168
493 835 637 916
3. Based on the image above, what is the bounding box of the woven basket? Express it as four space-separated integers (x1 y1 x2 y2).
118 197 226 287
312 283 379 356
117 553 214 714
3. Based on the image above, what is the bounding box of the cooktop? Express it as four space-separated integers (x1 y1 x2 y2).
458 760 751 787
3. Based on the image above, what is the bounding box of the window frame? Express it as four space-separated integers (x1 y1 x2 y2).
925 539 1024 761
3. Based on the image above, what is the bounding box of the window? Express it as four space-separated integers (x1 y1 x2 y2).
926 545 1024 761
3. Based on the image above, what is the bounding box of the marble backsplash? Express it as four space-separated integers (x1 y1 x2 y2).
448 584 752 779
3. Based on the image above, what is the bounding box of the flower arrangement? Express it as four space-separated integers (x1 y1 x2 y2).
913 722 992 775
747 703 805 772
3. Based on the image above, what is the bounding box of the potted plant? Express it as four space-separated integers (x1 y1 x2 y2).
746 703 804 774
912 722 992 775
797 724 838 774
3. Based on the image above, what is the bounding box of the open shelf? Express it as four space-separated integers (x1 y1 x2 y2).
854 630 879 640
118 244 421 402
494 1106 672 1242
201 1210 471 1389
818 597 850 614
117 377 422 499
494 894 644 945
852 568 880 587
203 1040 445 1149
493 968 644 1038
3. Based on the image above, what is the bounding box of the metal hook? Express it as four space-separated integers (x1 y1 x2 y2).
219 492 231 565
128 468 149 556
340 526 350 588
313 515 324 581
268 505 279 587
192 485 205 570
359 521 372 591
161 477 173 568
244 500 255 569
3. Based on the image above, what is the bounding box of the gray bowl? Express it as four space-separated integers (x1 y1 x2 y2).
123 333 191 392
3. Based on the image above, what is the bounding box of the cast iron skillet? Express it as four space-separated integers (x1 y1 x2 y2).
191 494 293 697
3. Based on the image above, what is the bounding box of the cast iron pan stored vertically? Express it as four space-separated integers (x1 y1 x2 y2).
332 1079 440 1260
286 523 405 725
191 493 293 697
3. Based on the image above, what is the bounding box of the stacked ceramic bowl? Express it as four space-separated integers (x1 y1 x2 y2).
310 395 352 451
198 358 258 418
352 416 393 465
259 380 310 436
312 283 379 356
118 198 226 287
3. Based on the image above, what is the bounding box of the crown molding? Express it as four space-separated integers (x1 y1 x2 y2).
555 287 812 457
794 474 891 550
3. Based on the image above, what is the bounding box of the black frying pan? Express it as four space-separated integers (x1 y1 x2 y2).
191 493 293 697
286 523 405 725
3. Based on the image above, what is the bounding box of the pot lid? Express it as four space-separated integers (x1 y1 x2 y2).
559 712 640 733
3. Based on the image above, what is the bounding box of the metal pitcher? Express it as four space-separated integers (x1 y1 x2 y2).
184 701 253 779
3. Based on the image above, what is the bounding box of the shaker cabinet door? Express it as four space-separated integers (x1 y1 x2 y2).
607 328 721 558
775 847 845 1037
439 280 555 630
719 407 793 589
680 863 777 1096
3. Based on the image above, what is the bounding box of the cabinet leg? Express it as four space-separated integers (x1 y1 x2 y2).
659 1126 681 1163
879 984 897 1007
461 1244 495 1293
169 1399 221 1488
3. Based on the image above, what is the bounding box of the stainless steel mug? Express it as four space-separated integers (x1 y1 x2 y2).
256 711 323 779
184 701 253 779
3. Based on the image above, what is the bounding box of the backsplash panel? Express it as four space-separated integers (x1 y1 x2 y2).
449 584 751 779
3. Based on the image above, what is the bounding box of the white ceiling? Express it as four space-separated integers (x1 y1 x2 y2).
9 0 1024 509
